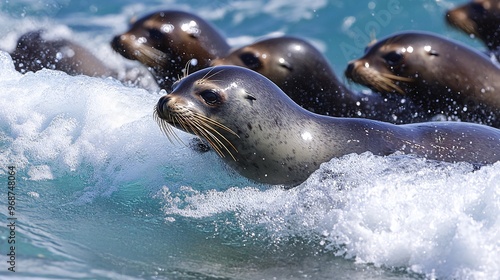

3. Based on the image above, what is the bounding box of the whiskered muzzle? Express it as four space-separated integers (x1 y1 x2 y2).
134 44 169 67
153 99 240 160
446 10 478 36
111 34 169 66
348 63 413 94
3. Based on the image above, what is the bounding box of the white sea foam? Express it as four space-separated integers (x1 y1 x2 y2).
161 153 500 279
0 52 249 203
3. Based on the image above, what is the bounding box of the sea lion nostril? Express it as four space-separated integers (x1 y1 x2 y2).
156 95 171 119
110 35 123 51
160 95 171 106
345 62 355 79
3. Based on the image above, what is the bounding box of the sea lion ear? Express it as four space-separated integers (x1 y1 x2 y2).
428 49 439 56
278 59 293 71
245 94 257 101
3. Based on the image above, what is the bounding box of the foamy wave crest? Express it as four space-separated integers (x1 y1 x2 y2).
0 52 250 203
160 152 500 279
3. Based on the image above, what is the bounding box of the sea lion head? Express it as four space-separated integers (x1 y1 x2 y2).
154 65 312 185
111 10 229 88
211 36 317 86
446 0 500 49
211 36 345 111
344 31 460 96
344 31 500 117
11 30 116 77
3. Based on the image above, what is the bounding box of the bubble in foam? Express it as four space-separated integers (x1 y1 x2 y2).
27 191 40 198
27 165 54 181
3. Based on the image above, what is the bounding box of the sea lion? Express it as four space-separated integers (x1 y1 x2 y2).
10 30 116 77
344 31 500 127
154 65 500 187
111 10 230 90
212 36 421 123
446 0 500 54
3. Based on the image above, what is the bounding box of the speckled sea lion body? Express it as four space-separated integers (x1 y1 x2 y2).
155 66 500 187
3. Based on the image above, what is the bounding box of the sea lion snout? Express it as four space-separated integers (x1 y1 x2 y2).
344 61 356 80
344 60 365 81
155 95 172 119
156 94 189 115
110 34 130 56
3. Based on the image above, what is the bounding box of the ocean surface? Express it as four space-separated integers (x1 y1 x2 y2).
0 0 499 279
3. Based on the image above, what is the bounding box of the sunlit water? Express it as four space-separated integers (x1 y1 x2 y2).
0 1 499 279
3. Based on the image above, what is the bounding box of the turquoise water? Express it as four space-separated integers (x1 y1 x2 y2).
0 1 499 279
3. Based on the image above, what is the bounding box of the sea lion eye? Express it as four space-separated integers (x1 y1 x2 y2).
239 52 262 70
470 3 485 13
383 51 403 66
149 29 163 40
200 89 220 105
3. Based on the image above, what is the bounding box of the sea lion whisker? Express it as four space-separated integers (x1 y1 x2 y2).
162 113 186 145
186 117 228 158
173 59 198 84
464 22 479 36
377 73 412 94
174 113 217 149
164 123 183 144
363 73 395 94
194 113 239 137
197 66 216 83
354 67 404 94
373 79 398 94
373 80 393 93
449 18 477 36
190 116 238 160
193 116 240 157
177 116 224 157
207 70 226 81
175 115 193 138
380 72 414 83
183 59 194 79
135 46 169 66
199 68 225 84
165 119 182 144
193 124 227 158
197 120 238 157
177 114 204 141
153 109 185 145
380 77 405 94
